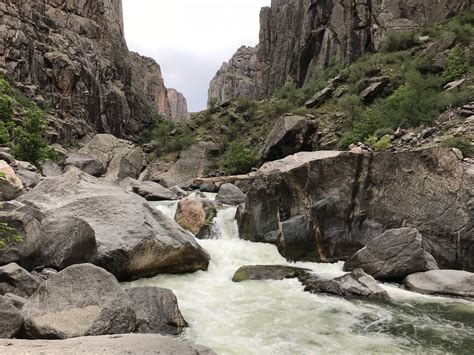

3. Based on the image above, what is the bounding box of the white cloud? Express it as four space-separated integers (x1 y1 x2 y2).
123 0 270 112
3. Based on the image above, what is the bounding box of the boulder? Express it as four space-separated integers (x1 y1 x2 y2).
215 183 246 206
0 334 216 354
232 265 310 282
41 160 62 177
404 270 474 298
0 263 41 298
0 160 23 201
3 293 27 309
64 153 104 177
199 182 219 193
343 228 439 280
79 134 146 179
22 264 137 339
15 169 42 190
0 296 23 339
127 287 188 335
119 178 178 201
260 115 318 162
155 142 220 187
175 196 217 238
359 77 390 103
238 148 473 271
302 269 391 301
0 203 43 269
305 87 334 109
15 169 209 280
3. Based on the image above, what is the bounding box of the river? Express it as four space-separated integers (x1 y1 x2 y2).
127 199 474 354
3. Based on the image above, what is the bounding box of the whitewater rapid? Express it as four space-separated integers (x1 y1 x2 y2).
127 199 474 354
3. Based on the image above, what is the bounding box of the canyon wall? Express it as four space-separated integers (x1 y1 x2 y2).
167 89 189 123
209 0 469 101
0 0 187 143
208 46 257 105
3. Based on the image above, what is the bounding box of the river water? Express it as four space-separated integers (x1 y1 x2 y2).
128 200 474 354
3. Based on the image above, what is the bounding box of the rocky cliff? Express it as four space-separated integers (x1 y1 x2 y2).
208 46 257 105
167 88 189 123
0 0 185 142
209 0 469 100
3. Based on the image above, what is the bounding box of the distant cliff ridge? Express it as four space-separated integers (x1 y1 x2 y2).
167 89 189 123
209 0 469 101
0 0 188 143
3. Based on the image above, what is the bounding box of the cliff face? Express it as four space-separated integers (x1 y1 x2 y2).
167 88 189 123
0 0 185 142
208 46 257 105
256 0 469 98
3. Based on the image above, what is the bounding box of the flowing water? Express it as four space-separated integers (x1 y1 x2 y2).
128 200 474 354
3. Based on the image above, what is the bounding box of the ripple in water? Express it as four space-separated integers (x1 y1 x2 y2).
127 201 474 354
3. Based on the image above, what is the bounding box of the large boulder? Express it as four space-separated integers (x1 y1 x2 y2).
175 196 217 239
0 296 24 338
302 269 391 301
0 263 41 298
232 265 310 282
79 134 147 179
0 334 216 354
15 169 42 190
260 115 318 162
127 287 188 335
15 169 209 280
64 153 105 177
0 202 43 269
22 264 137 339
152 142 220 187
215 183 245 206
119 178 178 201
238 148 473 271
41 160 63 178
0 160 23 201
404 270 474 298
343 228 439 280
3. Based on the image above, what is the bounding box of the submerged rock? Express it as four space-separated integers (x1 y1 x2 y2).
343 228 439 280
404 270 474 298
232 265 310 282
0 296 24 338
0 334 216 354
216 183 245 206
127 287 188 335
22 264 137 339
302 269 391 301
16 169 209 280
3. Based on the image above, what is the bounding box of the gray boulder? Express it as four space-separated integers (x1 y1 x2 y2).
15 169 42 190
260 115 318 162
16 169 209 280
302 269 391 301
127 287 188 335
0 334 216 354
119 178 178 201
3 293 27 309
22 264 137 339
232 265 310 282
343 228 439 280
79 134 146 179
64 153 104 177
305 86 333 109
0 296 23 338
0 263 41 298
41 160 62 177
404 270 474 298
216 183 245 206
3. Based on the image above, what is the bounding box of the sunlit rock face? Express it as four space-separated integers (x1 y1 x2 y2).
0 0 187 141
255 0 468 98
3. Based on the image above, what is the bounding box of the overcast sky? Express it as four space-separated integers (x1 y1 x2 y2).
123 0 269 112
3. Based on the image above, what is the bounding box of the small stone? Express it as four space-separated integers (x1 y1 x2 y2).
452 148 463 160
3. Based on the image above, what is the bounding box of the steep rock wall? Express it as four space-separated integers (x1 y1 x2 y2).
167 88 189 123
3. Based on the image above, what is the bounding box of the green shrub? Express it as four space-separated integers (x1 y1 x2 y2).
382 30 419 53
443 45 470 83
235 97 257 113
208 97 219 108
0 222 22 250
338 94 363 127
13 107 57 167
221 141 257 175
0 93 14 121
373 135 392 151
442 136 473 157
